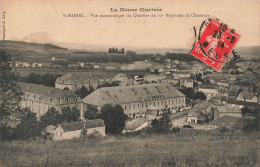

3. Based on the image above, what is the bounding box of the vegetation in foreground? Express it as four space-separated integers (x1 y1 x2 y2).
0 132 259 167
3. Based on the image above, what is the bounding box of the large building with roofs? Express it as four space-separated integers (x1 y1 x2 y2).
55 72 130 91
18 82 82 119
82 83 186 118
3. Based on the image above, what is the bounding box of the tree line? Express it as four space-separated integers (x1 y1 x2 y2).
108 47 125 54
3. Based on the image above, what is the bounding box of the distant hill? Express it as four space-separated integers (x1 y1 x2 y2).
0 40 72 63
234 46 260 58
0 40 259 64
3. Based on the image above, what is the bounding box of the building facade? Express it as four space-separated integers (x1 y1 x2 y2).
55 72 128 91
198 86 218 100
82 83 186 118
18 82 82 119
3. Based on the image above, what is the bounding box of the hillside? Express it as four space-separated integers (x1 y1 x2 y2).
0 41 259 64
0 132 259 167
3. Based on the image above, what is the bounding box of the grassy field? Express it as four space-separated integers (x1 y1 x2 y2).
0 132 259 167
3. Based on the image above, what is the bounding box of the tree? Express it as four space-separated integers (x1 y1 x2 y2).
84 105 100 120
40 107 63 128
151 109 171 133
75 86 89 99
100 104 128 135
61 106 80 122
195 73 203 82
0 50 23 127
195 91 207 100
179 87 195 99
12 108 41 140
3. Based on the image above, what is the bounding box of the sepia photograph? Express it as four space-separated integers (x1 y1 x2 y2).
0 0 259 166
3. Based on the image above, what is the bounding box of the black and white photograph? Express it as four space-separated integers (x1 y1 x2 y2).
0 0 259 166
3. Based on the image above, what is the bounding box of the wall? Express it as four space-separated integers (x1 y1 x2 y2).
122 97 186 118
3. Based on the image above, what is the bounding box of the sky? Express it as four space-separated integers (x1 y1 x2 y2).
0 0 259 49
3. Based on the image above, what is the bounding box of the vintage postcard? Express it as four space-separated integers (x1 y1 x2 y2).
0 0 259 167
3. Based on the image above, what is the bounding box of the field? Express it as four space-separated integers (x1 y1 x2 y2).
1 132 259 167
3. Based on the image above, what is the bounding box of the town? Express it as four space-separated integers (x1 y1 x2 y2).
0 41 259 166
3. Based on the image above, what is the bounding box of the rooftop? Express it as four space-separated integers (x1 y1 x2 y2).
210 115 240 127
18 82 77 98
60 119 104 132
125 118 148 130
55 72 118 84
82 83 185 106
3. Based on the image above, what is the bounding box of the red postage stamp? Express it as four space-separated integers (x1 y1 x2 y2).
190 18 240 71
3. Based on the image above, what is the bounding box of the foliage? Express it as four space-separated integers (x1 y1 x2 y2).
108 47 125 54
165 52 198 62
12 108 41 140
195 91 207 100
151 109 172 133
195 73 203 82
241 106 253 116
75 86 89 99
75 85 95 99
84 105 100 120
39 107 63 128
97 82 119 88
100 104 128 135
61 106 80 122
179 88 207 100
19 73 61 87
0 50 23 127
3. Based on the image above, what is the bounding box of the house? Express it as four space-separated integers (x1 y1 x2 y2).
173 72 191 79
123 118 148 133
113 73 131 86
179 78 193 88
143 74 166 83
133 60 153 70
209 115 240 129
237 91 258 103
82 83 186 118
46 119 105 140
213 105 242 120
93 65 100 69
198 85 218 100
18 82 82 119
32 63 43 68
120 64 136 70
170 110 189 126
55 72 119 91
187 111 200 123
145 108 162 120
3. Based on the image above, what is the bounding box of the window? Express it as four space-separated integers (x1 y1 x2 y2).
158 102 160 106
125 106 127 110
146 103 148 108
129 105 131 110
133 105 135 109
142 103 144 108
154 102 156 106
